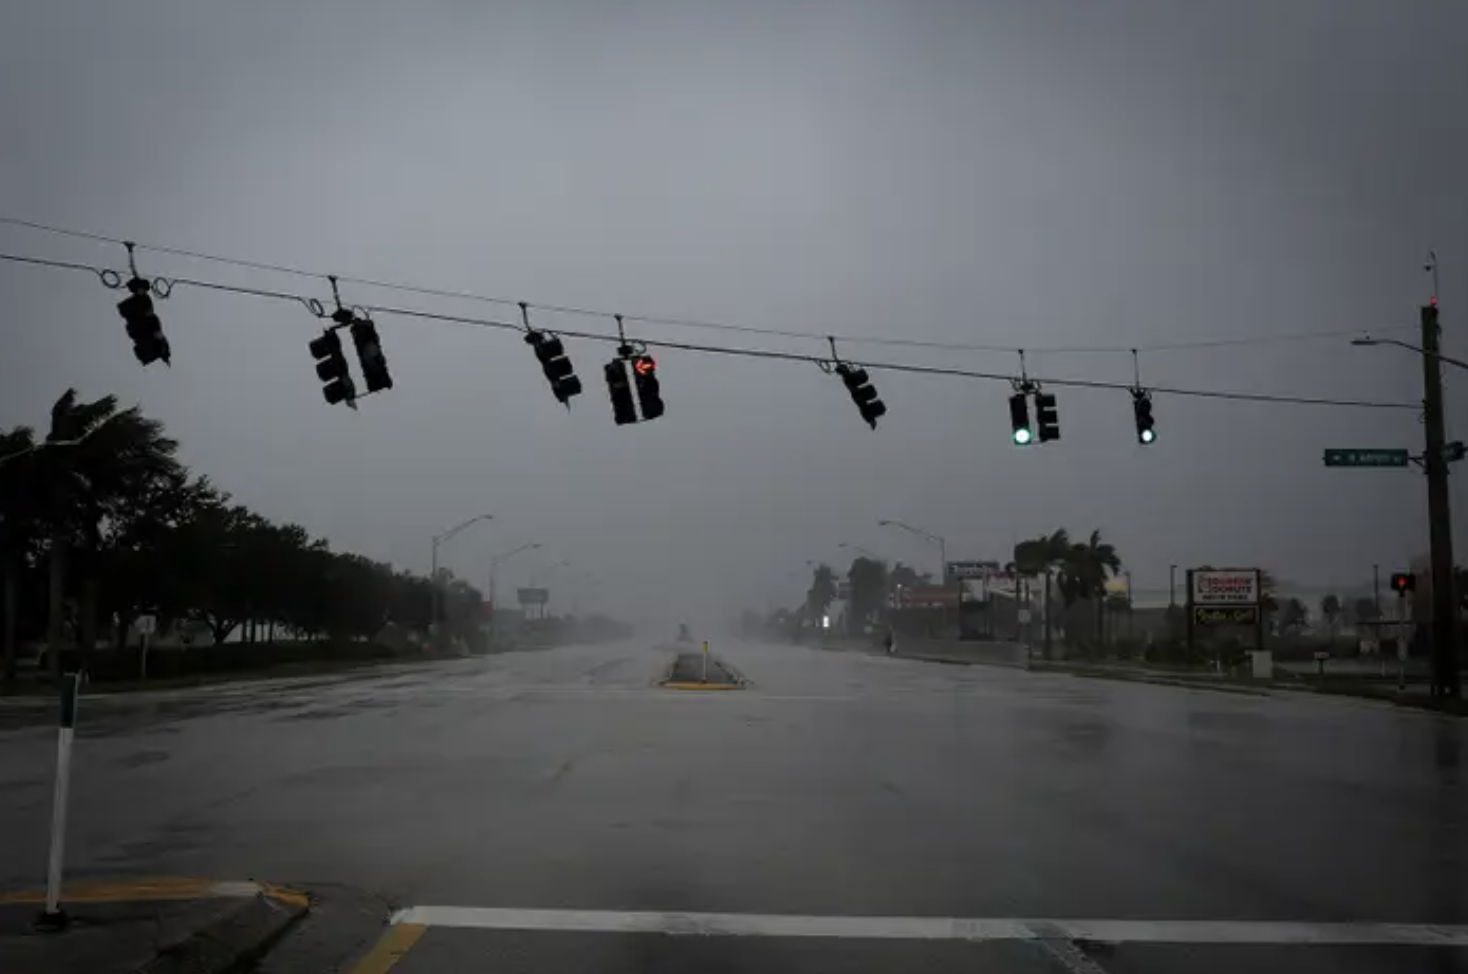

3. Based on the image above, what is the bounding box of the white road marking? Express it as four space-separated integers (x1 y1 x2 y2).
387 906 1468 947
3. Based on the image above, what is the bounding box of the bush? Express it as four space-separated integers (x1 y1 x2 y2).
41 639 420 683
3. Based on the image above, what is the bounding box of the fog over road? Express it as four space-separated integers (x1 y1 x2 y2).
2 640 1463 973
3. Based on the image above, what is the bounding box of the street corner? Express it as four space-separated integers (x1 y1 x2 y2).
0 877 310 974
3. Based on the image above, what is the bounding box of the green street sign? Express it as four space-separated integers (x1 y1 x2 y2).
1323 448 1409 468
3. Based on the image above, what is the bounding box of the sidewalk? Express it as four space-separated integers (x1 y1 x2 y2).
0 877 310 974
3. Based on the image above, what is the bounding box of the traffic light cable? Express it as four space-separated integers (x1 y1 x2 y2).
0 247 1422 413
0 214 1418 359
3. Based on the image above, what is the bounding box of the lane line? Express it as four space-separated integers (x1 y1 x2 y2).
388 907 1468 947
346 922 426 974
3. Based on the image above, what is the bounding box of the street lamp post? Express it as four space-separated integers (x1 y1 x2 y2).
1351 302 1460 697
878 519 950 634
488 543 541 606
429 514 493 645
530 559 571 618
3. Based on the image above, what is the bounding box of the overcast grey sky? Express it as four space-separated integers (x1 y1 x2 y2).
2 0 1465 626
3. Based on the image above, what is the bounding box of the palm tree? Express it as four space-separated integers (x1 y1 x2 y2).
805 563 838 622
1014 529 1070 657
36 390 181 675
1059 530 1122 648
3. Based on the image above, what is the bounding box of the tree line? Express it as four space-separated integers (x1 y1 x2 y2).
1 389 484 681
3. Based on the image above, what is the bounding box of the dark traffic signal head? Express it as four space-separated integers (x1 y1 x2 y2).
1008 393 1032 445
837 364 886 429
308 329 356 405
1132 390 1156 444
526 331 582 405
116 277 171 366
349 316 393 394
1390 572 1416 595
1035 392 1060 442
632 354 664 420
604 358 638 425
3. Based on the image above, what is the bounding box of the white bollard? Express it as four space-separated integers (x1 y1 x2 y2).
37 672 81 931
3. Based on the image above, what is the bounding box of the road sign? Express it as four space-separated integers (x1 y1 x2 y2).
1190 569 1260 605
1323 448 1409 468
517 587 549 606
136 614 157 636
1192 605 1260 627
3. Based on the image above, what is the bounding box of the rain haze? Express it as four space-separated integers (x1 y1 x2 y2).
2 0 1466 628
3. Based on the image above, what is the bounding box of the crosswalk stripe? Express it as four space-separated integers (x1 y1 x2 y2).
388 907 1468 947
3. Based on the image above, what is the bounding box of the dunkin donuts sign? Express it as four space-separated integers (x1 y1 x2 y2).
1190 569 1260 605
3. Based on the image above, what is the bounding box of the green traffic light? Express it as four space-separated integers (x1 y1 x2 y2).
1139 428 1156 444
1013 428 1033 445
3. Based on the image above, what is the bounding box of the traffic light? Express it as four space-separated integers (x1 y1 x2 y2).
1132 390 1156 444
605 358 638 425
1390 572 1416 595
1423 303 1439 331
837 364 886 428
308 329 356 405
349 316 393 394
632 355 664 420
1009 393 1032 445
525 331 582 406
1035 392 1060 442
116 277 171 366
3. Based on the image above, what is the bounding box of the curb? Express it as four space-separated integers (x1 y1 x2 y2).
138 883 310 974
1032 665 1271 697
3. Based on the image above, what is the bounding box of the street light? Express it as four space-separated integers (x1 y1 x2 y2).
1352 301 1460 698
838 542 885 563
430 514 493 636
487 542 541 604
877 519 947 580
879 518 952 635
1352 336 1468 371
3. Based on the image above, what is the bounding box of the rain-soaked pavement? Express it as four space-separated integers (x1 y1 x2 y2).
1 639 1463 973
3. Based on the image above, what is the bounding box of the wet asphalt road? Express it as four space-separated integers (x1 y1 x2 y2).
0 639 1464 973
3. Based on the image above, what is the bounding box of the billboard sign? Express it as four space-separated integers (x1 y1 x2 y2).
1190 569 1260 605
946 561 1001 580
517 587 549 606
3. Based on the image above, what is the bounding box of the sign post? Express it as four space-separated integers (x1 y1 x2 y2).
137 614 157 681
1187 568 1264 675
702 640 709 684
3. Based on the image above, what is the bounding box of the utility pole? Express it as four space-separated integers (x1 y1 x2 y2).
1420 299 1460 697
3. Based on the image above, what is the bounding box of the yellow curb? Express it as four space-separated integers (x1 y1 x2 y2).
0 877 309 907
257 881 313 911
660 682 743 691
347 922 426 974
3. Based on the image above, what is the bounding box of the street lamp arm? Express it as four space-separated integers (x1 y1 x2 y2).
434 513 493 546
878 519 944 547
491 542 540 568
1354 337 1468 372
